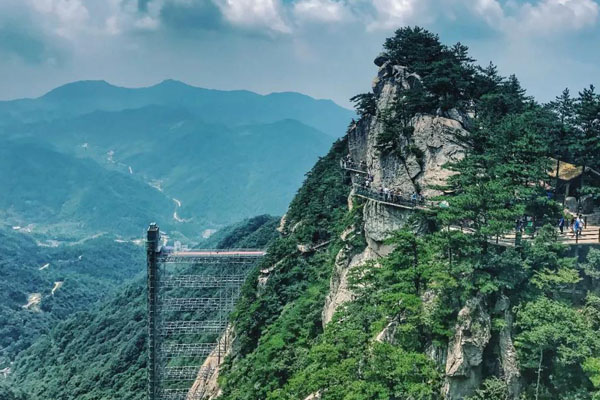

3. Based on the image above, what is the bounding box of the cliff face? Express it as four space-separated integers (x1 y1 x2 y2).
323 56 467 326
321 56 521 399
348 57 466 200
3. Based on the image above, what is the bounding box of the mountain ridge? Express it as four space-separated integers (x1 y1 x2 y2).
0 79 355 138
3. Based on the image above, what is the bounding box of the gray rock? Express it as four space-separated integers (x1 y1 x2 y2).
443 297 491 400
565 196 578 213
581 195 595 214
374 53 389 67
495 295 522 399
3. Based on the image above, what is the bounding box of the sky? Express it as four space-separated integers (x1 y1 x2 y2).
0 0 599 108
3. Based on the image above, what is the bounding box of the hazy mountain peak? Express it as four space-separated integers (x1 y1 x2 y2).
41 80 117 100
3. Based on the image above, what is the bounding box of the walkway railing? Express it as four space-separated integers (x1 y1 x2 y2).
340 158 368 174
353 184 437 210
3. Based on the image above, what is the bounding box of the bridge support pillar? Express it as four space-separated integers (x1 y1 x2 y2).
147 223 160 400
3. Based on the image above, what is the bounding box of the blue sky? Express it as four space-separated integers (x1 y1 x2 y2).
0 0 599 107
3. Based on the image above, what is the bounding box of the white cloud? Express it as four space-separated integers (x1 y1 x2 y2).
212 0 291 33
25 0 90 38
293 0 351 23
471 0 504 25
514 0 599 34
366 0 431 31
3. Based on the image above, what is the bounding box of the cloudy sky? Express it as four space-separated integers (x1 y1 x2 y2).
0 0 599 107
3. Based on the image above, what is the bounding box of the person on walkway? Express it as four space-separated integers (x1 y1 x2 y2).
558 216 565 234
574 217 580 238
577 215 584 236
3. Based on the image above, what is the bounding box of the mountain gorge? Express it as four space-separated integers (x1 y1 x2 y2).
0 80 353 240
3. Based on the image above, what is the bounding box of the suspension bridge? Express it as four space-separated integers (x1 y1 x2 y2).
147 223 265 400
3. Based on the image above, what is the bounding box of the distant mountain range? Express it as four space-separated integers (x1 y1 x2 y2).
0 80 354 241
0 80 354 138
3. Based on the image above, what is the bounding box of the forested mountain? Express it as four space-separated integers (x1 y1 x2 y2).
0 83 345 239
0 137 175 237
6 27 600 400
206 28 600 400
0 224 144 366
7 216 279 400
0 79 353 138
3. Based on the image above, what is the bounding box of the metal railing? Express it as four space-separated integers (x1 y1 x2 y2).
159 297 236 312
340 158 368 174
161 343 225 359
160 320 228 336
353 184 437 210
160 275 247 289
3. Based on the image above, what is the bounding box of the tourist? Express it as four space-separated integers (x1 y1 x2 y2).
558 216 565 234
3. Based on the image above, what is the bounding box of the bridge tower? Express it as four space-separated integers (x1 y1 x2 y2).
146 223 264 400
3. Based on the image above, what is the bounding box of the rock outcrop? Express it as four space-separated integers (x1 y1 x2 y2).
443 297 492 400
322 242 379 326
495 295 521 399
348 59 466 202
188 326 234 400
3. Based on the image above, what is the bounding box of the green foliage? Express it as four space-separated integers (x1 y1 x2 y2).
350 93 376 117
0 226 144 366
218 137 354 399
7 216 279 399
465 377 508 400
515 297 599 399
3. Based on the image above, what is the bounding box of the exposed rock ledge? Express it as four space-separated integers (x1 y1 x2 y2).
443 297 491 400
188 325 234 400
322 244 379 326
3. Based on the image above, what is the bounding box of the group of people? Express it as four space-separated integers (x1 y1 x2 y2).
516 215 586 238
341 155 367 172
358 178 425 205
558 215 586 237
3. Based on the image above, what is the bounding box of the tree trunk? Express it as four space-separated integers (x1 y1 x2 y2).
535 349 543 400
555 158 561 196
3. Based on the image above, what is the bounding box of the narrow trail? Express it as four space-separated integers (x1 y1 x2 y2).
51 281 64 296
172 198 189 222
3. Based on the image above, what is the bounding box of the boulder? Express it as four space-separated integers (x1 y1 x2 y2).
581 195 595 214
565 196 578 213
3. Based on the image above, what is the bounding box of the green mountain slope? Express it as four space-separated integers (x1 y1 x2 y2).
0 225 144 366
0 79 354 138
1 111 333 234
8 216 279 400
0 137 175 238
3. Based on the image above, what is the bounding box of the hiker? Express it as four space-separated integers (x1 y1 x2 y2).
383 187 390 201
573 217 580 238
558 216 565 234
577 215 584 236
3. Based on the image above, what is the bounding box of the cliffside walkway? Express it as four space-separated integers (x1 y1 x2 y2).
350 183 600 247
353 184 437 211
146 224 266 400
340 158 368 174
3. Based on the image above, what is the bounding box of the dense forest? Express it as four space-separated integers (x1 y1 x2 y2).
6 216 279 400
0 226 144 365
216 27 600 400
4 27 600 400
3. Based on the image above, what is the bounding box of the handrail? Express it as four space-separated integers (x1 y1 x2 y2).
340 158 368 174
353 184 437 210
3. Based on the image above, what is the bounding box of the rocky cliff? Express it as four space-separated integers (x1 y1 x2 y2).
322 54 466 323
320 55 522 399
